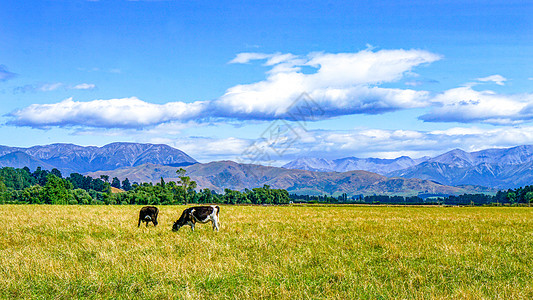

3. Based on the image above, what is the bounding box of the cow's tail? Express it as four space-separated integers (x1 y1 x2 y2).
215 205 220 217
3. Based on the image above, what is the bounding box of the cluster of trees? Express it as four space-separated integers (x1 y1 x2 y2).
290 189 531 206
503 185 533 205
0 167 113 205
0 167 289 205
290 193 432 204
1 166 533 206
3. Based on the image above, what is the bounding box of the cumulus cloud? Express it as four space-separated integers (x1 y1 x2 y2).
7 48 442 129
7 97 207 128
0 65 17 82
419 86 533 124
215 49 441 120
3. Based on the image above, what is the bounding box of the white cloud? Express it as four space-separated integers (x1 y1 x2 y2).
228 52 274 64
127 126 533 165
476 74 507 86
419 86 533 124
216 49 441 119
8 48 442 129
8 97 207 128
286 126 533 161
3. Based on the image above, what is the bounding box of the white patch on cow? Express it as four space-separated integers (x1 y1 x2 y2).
192 205 219 231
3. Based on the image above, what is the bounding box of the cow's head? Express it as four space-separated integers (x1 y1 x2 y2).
172 220 181 231
172 210 192 231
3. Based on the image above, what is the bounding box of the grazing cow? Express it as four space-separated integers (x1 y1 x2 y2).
172 205 220 232
138 206 159 227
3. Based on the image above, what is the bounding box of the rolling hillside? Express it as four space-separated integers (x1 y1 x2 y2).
87 161 494 196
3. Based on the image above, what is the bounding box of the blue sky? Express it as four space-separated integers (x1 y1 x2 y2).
1 0 532 165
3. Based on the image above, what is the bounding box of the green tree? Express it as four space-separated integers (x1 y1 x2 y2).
32 167 50 186
525 192 533 207
111 177 121 189
51 168 62 178
43 174 73 204
121 178 132 191
23 185 45 204
176 168 197 204
72 188 92 205
507 192 517 204
0 177 6 204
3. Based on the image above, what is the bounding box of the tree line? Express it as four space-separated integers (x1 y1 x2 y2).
289 188 530 206
0 166 532 206
0 166 289 205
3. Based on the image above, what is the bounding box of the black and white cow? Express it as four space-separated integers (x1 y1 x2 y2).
138 206 159 227
172 205 220 232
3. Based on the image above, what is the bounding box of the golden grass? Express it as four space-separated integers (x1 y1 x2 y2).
0 205 532 299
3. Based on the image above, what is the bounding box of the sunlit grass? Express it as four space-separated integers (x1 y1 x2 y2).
0 205 532 299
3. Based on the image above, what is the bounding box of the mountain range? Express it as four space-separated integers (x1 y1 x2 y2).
283 145 533 189
2 142 532 194
0 143 197 175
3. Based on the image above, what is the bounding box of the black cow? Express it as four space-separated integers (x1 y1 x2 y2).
172 205 220 232
138 206 159 227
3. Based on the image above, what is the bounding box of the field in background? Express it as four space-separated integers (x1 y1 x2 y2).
0 205 532 299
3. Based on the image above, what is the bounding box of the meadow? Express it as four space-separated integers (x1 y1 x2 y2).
0 205 532 299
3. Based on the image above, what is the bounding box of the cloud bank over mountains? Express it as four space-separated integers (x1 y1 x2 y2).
5 47 532 163
150 125 533 164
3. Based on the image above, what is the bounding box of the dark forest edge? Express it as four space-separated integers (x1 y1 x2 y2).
0 166 531 206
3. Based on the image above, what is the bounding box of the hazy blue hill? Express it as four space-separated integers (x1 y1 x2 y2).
0 151 56 171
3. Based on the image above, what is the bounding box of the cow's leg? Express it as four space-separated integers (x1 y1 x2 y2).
191 223 195 231
138 218 141 227
146 221 149 227
211 217 219 231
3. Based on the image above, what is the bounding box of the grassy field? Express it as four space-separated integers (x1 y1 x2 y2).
0 205 532 299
